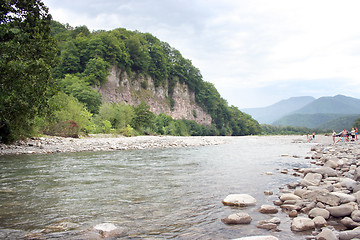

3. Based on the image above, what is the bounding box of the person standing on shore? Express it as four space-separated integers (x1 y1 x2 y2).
351 128 356 141
356 127 358 141
312 132 316 141
332 130 336 143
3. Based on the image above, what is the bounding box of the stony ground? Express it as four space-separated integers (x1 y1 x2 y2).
0 135 230 155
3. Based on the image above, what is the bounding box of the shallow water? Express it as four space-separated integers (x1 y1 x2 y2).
0 136 317 239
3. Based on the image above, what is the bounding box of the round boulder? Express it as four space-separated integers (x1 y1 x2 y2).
222 213 252 224
308 208 330 220
341 217 360 229
291 217 315 232
330 192 356 203
351 210 360 222
259 205 278 214
279 193 301 201
313 216 327 228
222 194 257 207
327 204 355 218
316 228 337 240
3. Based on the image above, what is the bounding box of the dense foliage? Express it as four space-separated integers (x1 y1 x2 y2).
0 0 260 142
0 0 58 143
47 21 261 137
261 124 329 135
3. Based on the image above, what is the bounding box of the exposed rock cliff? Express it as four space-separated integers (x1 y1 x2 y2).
99 66 212 125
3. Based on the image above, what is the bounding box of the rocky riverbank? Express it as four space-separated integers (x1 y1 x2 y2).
0 135 228 155
284 140 360 239
222 138 360 240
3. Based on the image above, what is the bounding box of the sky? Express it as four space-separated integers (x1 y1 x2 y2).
42 0 360 108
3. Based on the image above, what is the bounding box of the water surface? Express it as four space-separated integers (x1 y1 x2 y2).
0 136 316 239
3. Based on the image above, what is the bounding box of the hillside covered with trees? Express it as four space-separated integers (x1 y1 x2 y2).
0 1 260 143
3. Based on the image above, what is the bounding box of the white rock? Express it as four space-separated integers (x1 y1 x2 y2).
279 193 301 201
94 223 118 232
222 194 257 207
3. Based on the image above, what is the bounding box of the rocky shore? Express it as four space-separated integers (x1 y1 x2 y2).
222 138 360 240
0 135 228 155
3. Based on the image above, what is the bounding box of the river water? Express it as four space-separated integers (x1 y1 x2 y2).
0 136 318 239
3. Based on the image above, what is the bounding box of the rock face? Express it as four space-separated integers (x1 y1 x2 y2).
99 66 212 125
222 194 257 207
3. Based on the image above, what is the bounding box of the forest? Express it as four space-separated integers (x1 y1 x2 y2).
0 1 261 143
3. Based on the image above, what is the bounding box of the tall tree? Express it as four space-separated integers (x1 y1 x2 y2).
0 0 58 142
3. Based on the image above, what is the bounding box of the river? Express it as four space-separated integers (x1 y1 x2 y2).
0 136 317 239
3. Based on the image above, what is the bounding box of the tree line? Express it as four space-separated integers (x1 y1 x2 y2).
0 1 261 143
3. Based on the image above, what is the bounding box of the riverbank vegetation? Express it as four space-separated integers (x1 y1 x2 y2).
0 1 261 143
260 124 330 135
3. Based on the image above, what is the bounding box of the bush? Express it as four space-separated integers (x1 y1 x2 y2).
45 92 94 135
95 102 134 130
44 120 80 138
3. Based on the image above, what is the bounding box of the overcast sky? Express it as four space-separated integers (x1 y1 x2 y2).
43 0 360 108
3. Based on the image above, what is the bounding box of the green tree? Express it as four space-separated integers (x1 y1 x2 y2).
84 56 110 86
96 102 134 130
59 75 102 114
131 102 155 130
0 0 58 143
44 92 94 136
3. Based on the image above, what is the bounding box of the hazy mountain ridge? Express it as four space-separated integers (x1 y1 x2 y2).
244 95 360 130
242 96 316 124
293 95 360 114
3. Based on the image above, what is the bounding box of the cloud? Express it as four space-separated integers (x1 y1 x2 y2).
43 0 360 108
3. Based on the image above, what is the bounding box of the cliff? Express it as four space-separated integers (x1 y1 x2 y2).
99 66 212 125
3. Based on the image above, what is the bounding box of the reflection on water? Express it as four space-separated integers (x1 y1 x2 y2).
0 136 314 239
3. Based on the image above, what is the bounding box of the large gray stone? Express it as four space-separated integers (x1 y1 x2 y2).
308 208 330 219
279 193 301 201
313 216 327 228
330 192 356 203
317 192 341 206
316 228 338 240
222 213 252 224
327 204 355 218
351 210 360 222
341 217 360 229
341 178 357 191
324 160 339 169
222 194 257 207
314 167 338 177
291 217 315 232
338 226 360 240
301 173 323 187
259 205 278 214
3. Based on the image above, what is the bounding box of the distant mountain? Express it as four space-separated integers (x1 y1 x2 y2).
293 95 360 114
272 113 340 128
242 96 315 124
317 114 360 131
273 95 360 129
